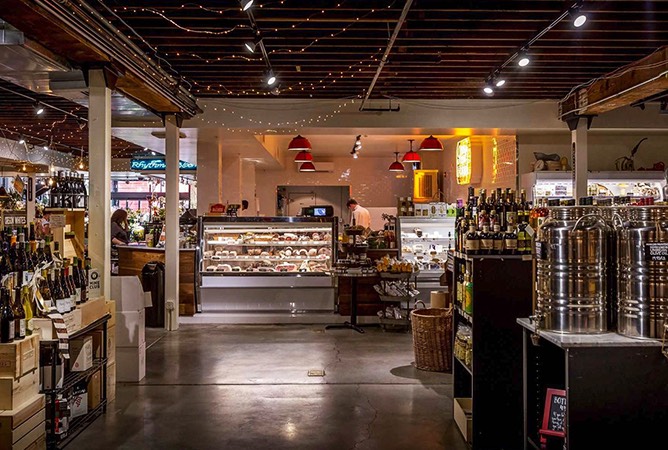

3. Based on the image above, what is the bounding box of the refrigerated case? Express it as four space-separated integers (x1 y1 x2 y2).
196 216 337 313
521 171 666 202
397 216 455 304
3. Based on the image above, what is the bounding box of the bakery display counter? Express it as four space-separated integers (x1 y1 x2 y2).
196 216 337 313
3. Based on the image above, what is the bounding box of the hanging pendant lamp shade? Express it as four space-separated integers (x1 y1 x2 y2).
294 150 313 163
419 135 443 151
388 152 405 172
299 161 316 172
402 139 420 163
288 135 312 151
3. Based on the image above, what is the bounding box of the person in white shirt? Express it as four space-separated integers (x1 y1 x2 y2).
347 198 371 228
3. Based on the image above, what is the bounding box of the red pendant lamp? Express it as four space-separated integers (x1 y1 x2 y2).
294 150 313 163
288 135 312 151
402 139 421 163
419 135 443 151
299 161 316 172
388 152 405 172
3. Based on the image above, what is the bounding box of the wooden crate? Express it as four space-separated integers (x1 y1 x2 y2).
0 370 40 410
0 335 39 379
78 297 107 329
0 394 45 450
105 300 116 327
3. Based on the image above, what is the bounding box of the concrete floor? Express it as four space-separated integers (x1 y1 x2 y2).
73 325 468 450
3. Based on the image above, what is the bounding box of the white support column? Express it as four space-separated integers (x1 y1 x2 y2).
164 115 180 331
87 69 112 300
571 119 589 201
26 173 36 224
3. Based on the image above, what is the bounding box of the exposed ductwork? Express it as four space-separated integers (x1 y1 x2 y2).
0 19 71 92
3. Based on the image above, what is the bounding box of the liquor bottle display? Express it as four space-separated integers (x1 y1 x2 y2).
48 171 88 209
1 287 15 343
456 187 533 255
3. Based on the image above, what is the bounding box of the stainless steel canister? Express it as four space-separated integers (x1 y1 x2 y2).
617 206 668 339
535 206 610 333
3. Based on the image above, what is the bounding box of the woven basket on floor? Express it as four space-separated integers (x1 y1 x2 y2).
410 307 453 373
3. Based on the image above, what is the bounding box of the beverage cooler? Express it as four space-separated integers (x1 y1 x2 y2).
196 216 337 313
397 216 455 304
521 170 666 202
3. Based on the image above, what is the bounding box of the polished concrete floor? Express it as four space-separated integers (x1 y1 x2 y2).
73 325 467 450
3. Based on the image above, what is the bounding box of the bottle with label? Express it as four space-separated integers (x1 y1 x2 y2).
464 261 473 315
51 269 67 314
13 286 26 340
465 225 480 255
517 224 529 255
1 287 15 343
504 226 518 255
39 269 53 312
66 261 80 306
492 224 504 255
479 225 493 255
505 189 518 228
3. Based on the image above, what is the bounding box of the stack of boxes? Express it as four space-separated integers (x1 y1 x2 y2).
111 277 147 383
0 334 46 449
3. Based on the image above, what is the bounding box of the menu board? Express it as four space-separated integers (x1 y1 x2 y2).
540 388 566 438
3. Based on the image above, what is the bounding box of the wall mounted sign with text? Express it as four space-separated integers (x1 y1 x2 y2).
130 158 197 173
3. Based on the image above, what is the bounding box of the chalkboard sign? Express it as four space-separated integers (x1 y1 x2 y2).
540 388 566 438
645 243 668 262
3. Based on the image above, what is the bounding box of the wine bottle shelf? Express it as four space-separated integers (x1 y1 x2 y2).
453 251 532 262
455 306 473 324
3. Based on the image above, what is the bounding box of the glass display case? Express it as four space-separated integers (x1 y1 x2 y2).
196 216 337 313
397 216 455 304
521 171 666 202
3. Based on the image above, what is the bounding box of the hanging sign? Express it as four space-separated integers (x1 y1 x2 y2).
130 158 197 173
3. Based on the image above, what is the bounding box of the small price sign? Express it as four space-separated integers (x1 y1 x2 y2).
540 388 566 439
645 243 668 262
50 214 66 228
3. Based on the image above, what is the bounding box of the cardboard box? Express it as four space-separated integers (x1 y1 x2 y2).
78 298 107 329
105 300 116 327
0 334 39 378
87 370 102 410
116 343 145 382
111 276 146 312
0 394 45 449
91 326 116 365
69 336 93 372
116 310 145 348
69 386 88 419
0 370 40 410
29 319 55 341
62 309 82 334
107 362 116 403
454 398 472 444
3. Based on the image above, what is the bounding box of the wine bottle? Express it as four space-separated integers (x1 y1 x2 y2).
465 224 480 255
60 266 74 312
81 174 88 209
39 269 54 312
50 172 60 208
73 257 84 304
51 269 67 314
43 236 53 263
66 261 80 306
504 226 518 255
13 286 26 340
22 285 33 333
1 287 15 343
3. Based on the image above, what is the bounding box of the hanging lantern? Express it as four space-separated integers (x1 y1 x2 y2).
294 150 313 163
288 135 312 151
388 152 404 172
402 139 421 163
419 135 443 151
299 161 316 172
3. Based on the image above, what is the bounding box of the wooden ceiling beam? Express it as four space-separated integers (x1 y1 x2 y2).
559 46 668 117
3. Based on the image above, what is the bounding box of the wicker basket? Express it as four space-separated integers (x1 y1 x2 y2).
410 307 453 372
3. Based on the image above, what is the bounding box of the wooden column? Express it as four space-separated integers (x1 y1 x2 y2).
164 115 180 331
571 119 589 201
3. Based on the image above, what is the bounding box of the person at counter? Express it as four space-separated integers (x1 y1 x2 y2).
347 198 371 228
238 199 250 217
111 209 130 246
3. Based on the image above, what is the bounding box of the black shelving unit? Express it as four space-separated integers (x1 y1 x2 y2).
452 252 533 450
41 314 110 449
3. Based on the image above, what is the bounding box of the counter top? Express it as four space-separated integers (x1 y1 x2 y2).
116 245 196 252
517 318 663 348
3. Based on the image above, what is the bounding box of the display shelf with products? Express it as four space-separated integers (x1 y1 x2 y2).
451 252 533 450
197 216 337 313
41 313 110 450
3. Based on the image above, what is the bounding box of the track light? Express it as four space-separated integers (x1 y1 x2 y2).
43 143 49 150
495 78 506 87
483 82 494 96
244 35 262 53
240 0 253 11
34 101 45 116
18 135 25 145
517 50 530 67
569 2 587 27
266 70 277 86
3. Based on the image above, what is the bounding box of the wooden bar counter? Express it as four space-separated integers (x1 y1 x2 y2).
116 246 196 316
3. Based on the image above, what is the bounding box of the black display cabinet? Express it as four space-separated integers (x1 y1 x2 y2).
452 252 533 450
